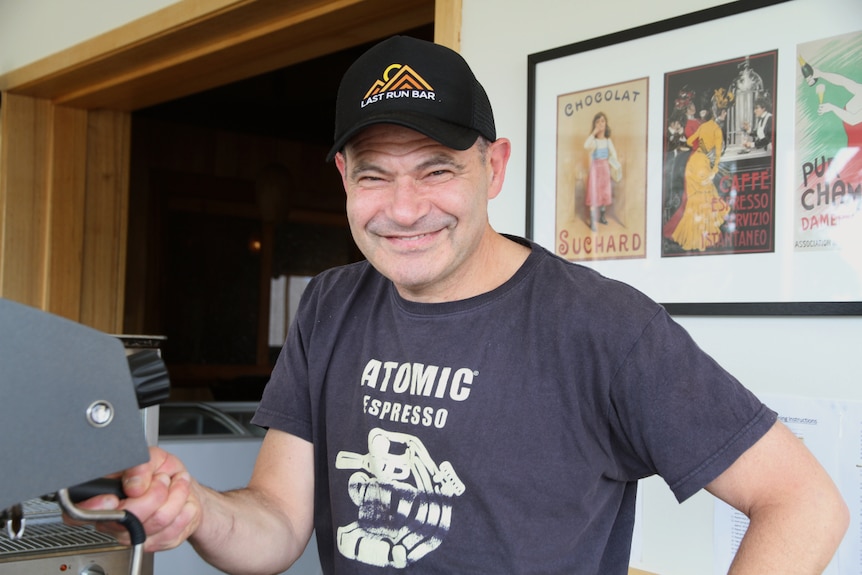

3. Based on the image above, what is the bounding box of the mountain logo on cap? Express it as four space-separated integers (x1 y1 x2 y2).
360 63 436 108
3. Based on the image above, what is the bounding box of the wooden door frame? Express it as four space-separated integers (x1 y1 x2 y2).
0 0 459 331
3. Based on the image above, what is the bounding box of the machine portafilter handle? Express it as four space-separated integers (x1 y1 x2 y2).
67 477 127 501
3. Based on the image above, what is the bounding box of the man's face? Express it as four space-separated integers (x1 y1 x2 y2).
335 124 509 302
754 105 765 118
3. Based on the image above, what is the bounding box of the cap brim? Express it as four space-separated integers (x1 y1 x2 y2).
326 111 481 161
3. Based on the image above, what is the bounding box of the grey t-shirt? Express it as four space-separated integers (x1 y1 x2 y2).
253 236 775 574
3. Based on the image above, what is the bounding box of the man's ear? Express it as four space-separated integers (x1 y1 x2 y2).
486 138 512 200
334 151 348 190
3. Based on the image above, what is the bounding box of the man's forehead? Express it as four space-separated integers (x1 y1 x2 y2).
347 124 437 146
344 124 470 158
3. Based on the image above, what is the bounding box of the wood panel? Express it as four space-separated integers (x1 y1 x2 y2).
0 93 51 308
0 94 131 330
434 0 462 50
45 105 88 321
80 110 132 332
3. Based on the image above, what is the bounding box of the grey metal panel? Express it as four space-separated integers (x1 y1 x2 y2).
0 298 149 510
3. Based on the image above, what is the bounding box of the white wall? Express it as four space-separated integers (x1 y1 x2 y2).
460 1 862 573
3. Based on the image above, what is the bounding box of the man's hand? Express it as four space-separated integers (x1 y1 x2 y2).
75 446 202 552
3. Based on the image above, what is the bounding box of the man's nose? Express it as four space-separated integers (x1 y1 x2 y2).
387 177 429 224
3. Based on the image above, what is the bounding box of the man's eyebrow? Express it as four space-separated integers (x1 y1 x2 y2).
349 152 466 179
416 153 465 172
349 159 388 179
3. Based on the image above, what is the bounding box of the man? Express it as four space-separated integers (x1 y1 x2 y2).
84 36 847 574
743 97 774 150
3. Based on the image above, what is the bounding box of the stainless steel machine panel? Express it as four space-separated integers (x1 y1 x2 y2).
0 530 131 575
0 499 132 575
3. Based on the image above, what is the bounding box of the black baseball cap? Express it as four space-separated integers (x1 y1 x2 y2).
326 35 496 161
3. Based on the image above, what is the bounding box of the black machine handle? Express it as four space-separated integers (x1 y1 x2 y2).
64 479 146 547
67 477 126 503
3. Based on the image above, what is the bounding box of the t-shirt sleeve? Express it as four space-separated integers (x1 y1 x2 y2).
251 292 315 442
607 308 777 502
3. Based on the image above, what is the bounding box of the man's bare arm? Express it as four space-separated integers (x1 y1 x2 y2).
188 429 316 575
707 421 848 574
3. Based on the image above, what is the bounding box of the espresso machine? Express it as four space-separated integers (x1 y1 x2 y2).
0 298 169 575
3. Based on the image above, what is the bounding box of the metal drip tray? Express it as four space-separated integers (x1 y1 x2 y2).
0 521 120 557
0 499 131 573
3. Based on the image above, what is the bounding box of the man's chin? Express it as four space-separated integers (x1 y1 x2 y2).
377 262 443 295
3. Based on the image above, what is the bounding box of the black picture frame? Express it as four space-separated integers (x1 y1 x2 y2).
526 0 862 316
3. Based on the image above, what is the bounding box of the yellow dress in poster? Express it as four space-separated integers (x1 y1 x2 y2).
555 78 649 261
671 115 732 251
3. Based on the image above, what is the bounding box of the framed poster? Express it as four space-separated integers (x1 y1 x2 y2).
660 51 777 258
527 0 862 315
794 30 862 251
555 78 649 262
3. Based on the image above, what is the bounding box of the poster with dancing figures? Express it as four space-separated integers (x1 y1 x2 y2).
555 78 648 262
661 51 777 257
795 29 862 252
